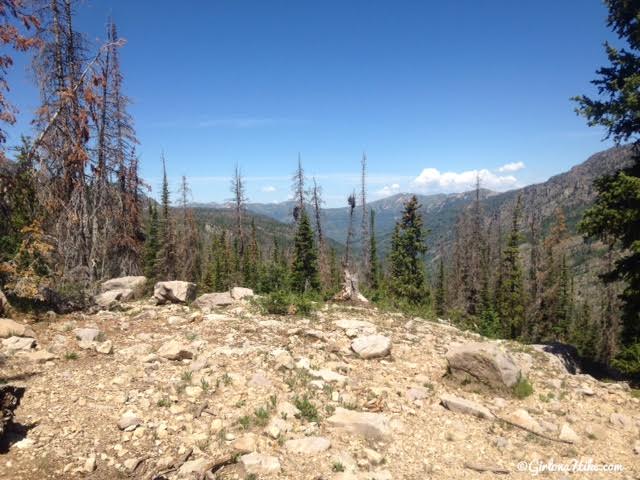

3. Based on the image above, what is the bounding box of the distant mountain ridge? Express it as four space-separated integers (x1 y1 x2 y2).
190 145 633 264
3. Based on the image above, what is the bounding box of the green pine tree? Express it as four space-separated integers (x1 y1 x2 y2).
290 209 320 293
388 195 429 305
574 0 640 373
434 257 446 317
368 209 380 291
155 156 177 280
143 203 160 281
497 195 526 338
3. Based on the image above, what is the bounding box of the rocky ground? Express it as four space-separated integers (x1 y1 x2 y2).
1 292 639 479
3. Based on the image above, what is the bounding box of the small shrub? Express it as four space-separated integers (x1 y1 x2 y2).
238 415 252 430
294 395 318 422
181 371 193 383
332 462 345 472
254 406 270 426
200 378 210 392
257 291 318 316
513 377 534 399
157 396 171 407
64 351 78 361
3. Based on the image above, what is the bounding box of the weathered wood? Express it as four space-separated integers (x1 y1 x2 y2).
0 386 25 439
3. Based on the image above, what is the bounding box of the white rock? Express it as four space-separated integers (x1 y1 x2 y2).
96 340 113 354
193 292 233 309
351 335 392 359
153 281 196 304
84 455 96 473
117 411 141 430
100 276 146 293
18 350 57 363
178 457 213 476
440 394 495 420
309 368 348 385
239 452 281 475
94 289 133 309
285 436 331 455
0 318 35 339
230 287 254 300
504 409 543 434
609 412 633 430
156 340 194 360
232 433 257 454
327 407 391 441
559 423 579 443
74 327 102 343
2 336 36 353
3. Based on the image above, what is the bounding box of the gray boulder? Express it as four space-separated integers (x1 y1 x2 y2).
2 336 36 353
230 287 254 300
193 292 233 310
351 335 392 359
153 281 196 304
100 276 147 294
94 289 134 309
446 342 521 389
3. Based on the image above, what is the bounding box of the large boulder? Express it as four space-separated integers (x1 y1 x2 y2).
230 287 254 300
2 336 36 353
351 335 392 359
0 319 35 339
193 292 233 310
153 281 196 304
94 289 134 309
100 276 147 294
446 342 521 389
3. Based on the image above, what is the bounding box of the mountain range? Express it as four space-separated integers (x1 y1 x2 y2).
192 145 633 265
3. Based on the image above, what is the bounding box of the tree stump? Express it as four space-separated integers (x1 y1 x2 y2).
333 270 369 303
0 386 25 440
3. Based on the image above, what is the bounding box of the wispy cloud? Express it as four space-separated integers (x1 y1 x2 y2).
261 185 277 193
498 161 525 173
375 183 400 198
412 167 517 192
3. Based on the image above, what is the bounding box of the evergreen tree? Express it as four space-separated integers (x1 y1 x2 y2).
155 155 177 280
388 195 428 305
290 209 320 293
434 256 446 317
574 0 640 373
259 238 289 293
368 209 380 291
243 218 260 289
143 203 159 281
497 195 526 338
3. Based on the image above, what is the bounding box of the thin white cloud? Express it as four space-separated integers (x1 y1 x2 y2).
375 183 401 198
261 185 277 193
498 161 525 173
412 168 517 192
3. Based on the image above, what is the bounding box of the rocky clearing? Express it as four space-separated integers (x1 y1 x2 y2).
1 286 639 479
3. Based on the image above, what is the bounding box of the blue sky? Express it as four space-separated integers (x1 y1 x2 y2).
6 0 616 206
